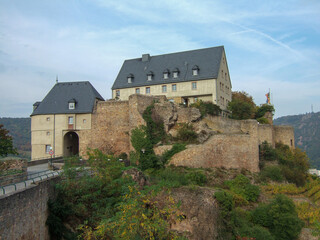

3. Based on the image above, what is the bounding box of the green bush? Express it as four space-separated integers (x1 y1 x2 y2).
175 123 198 143
186 171 207 186
190 100 221 117
214 190 234 219
259 141 277 161
252 194 304 240
151 167 189 188
142 104 166 145
256 104 275 119
257 117 270 124
225 174 260 203
161 143 186 165
260 165 284 182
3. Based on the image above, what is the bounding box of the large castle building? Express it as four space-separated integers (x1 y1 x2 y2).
30 46 294 173
112 46 231 115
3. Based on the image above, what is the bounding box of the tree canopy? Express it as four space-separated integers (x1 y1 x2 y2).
228 91 257 120
0 124 17 157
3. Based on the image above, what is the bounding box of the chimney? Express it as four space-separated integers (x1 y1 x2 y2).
142 54 150 62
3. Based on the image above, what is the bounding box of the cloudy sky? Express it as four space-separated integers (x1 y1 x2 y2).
0 0 319 118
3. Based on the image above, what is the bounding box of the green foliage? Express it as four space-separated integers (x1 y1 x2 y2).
142 104 166 145
86 186 184 240
47 151 134 239
130 126 159 170
260 165 284 182
149 167 190 188
257 117 270 124
186 171 207 186
161 143 186 165
190 100 222 117
259 141 277 161
0 124 18 157
225 174 260 203
256 104 275 119
214 190 234 219
0 118 30 159
252 194 304 240
274 112 320 169
259 142 309 187
228 91 257 120
175 123 198 143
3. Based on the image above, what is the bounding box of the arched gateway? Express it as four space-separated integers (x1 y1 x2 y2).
63 131 79 157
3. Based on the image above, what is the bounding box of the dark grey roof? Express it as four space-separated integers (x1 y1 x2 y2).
112 46 224 90
31 81 104 116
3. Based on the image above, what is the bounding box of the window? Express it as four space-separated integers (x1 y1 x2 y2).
146 87 150 94
173 68 179 78
194 97 198 102
192 82 197 90
46 117 50 121
162 85 167 93
69 102 75 109
46 131 50 136
163 69 170 79
221 70 224 78
46 145 51 154
225 73 227 80
68 116 74 124
192 65 199 76
147 71 153 81
83 119 87 124
68 99 76 109
193 69 198 76
116 90 120 97
135 88 140 94
127 74 134 83
172 84 177 92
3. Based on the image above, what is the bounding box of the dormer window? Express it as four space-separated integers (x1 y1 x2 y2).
173 68 179 78
147 71 153 81
68 99 76 110
163 69 170 79
192 65 199 76
127 73 134 83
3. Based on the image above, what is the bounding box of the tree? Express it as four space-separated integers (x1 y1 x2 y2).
0 124 17 157
228 91 256 120
256 104 275 119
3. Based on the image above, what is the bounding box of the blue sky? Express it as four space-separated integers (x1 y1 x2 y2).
0 0 319 118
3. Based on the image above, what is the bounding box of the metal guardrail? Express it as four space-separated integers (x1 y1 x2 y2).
0 170 62 195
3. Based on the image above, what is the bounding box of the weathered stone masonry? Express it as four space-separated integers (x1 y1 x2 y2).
0 177 60 240
78 94 294 172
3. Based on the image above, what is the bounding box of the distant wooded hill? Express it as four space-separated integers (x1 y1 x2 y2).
0 117 31 159
274 112 320 168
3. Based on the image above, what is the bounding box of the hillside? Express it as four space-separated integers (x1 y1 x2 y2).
0 117 31 159
274 112 320 168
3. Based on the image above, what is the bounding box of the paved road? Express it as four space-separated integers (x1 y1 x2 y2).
0 163 61 196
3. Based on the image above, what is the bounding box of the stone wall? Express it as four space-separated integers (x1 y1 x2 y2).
169 133 259 172
83 100 131 155
0 177 60 240
274 125 295 148
258 124 275 147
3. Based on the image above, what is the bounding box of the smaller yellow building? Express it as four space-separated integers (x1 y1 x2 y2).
112 46 232 114
30 81 104 160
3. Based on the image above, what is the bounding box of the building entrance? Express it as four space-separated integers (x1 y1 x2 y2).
63 132 79 157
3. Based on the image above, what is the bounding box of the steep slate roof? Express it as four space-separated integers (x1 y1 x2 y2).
31 81 104 116
112 46 224 90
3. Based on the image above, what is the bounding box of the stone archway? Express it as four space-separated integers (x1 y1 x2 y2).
63 132 79 157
